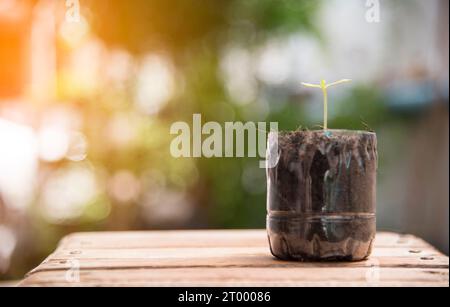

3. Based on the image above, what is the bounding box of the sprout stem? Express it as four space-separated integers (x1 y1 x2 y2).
322 85 328 130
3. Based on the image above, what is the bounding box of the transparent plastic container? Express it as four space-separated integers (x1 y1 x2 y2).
266 130 377 261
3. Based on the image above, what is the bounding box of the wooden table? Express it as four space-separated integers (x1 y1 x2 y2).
20 230 449 287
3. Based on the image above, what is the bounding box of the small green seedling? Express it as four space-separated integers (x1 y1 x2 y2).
301 79 352 130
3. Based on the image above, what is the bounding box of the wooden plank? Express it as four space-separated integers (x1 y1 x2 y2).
20 230 449 287
29 247 448 274
30 257 449 275
21 267 449 287
56 231 431 249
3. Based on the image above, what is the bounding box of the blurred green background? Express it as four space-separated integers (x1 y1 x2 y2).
0 0 448 281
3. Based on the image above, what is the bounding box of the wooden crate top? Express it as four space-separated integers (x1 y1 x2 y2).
20 230 449 287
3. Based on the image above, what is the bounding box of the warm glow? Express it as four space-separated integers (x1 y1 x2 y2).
38 127 70 162
41 166 100 223
59 16 90 48
135 54 175 115
108 170 141 204
0 118 38 209
0 225 16 273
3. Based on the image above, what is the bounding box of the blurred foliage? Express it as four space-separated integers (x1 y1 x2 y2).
85 0 321 55
72 0 323 229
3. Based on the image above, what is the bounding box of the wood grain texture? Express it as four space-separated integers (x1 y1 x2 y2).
19 230 449 287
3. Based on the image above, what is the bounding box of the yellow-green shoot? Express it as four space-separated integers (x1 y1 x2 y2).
301 79 352 130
